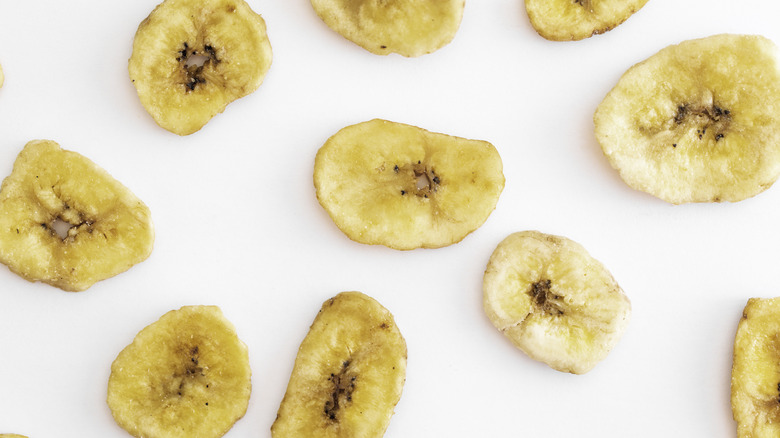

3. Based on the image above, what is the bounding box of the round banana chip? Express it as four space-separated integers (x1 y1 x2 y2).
129 0 273 135
595 34 780 204
0 140 154 292
732 297 780 437
314 119 504 250
107 305 251 438
483 231 630 374
272 291 406 438
525 0 648 41
310 0 464 57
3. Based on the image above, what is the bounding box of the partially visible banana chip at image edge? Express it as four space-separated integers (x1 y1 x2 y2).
483 231 630 374
108 306 251 438
732 297 780 437
310 0 464 57
272 292 407 438
0 140 154 292
525 0 648 41
314 119 505 250
595 34 780 204
0 434 28 438
0 62 4 88
129 0 272 135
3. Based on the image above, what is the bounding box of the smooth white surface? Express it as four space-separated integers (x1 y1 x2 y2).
1 1 780 436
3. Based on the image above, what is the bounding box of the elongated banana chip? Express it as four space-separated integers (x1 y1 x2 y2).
731 297 780 437
483 231 630 374
0 140 154 292
108 306 251 438
314 119 504 250
595 34 780 204
310 0 464 57
525 0 648 41
129 0 272 135
272 291 407 438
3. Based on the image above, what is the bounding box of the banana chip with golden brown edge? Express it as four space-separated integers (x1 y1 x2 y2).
0 140 154 292
595 34 780 204
314 119 504 250
732 297 780 437
272 291 407 438
129 0 272 135
108 306 251 438
525 0 648 41
310 0 464 57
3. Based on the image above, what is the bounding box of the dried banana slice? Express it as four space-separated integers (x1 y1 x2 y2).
129 0 273 135
732 297 780 437
310 0 464 57
107 306 251 438
272 291 407 438
0 140 154 292
525 0 648 41
314 119 504 250
595 34 780 204
0 434 28 438
483 231 630 374
0 62 4 88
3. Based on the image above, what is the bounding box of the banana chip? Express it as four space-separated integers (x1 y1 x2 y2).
272 292 407 438
525 0 648 41
108 306 251 438
595 34 780 204
129 0 273 135
0 140 154 292
483 231 630 374
732 297 780 437
0 62 4 88
310 0 464 57
314 119 504 250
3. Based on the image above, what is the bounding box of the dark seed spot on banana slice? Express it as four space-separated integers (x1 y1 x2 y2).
394 162 442 198
324 359 357 421
529 279 564 316
178 42 220 92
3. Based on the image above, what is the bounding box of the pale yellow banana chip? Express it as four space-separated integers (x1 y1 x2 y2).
0 63 4 88
0 434 28 438
483 231 630 374
272 291 407 438
314 119 504 250
595 34 780 204
129 0 272 135
525 0 648 41
107 305 251 438
732 297 780 437
310 0 464 57
0 140 154 292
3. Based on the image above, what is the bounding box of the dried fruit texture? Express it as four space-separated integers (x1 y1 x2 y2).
0 140 154 292
108 306 251 438
525 0 647 41
314 119 504 250
595 34 780 204
483 231 630 374
272 292 406 438
310 0 464 57
129 0 272 135
732 297 780 437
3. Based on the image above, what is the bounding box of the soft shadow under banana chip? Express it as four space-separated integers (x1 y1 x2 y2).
314 119 504 250
525 0 648 41
595 34 780 204
129 0 273 135
272 291 407 438
0 140 154 292
483 231 630 374
107 305 251 438
310 0 464 57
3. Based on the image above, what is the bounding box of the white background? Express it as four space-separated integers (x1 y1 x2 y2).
1 0 780 436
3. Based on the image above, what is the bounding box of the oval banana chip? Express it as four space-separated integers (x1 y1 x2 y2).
732 297 780 437
310 0 464 57
129 0 273 135
595 34 780 204
107 306 251 438
525 0 648 41
0 140 154 292
314 119 505 250
272 292 406 438
483 231 630 374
